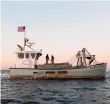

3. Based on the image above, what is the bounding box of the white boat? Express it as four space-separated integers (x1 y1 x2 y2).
9 27 107 79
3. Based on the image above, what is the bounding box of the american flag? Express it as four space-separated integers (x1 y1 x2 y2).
18 26 25 32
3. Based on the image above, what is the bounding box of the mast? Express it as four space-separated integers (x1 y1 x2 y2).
82 48 87 67
84 48 98 64
76 51 83 67
68 48 98 68
17 26 42 68
24 26 26 51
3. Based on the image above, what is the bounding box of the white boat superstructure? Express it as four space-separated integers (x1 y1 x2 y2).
9 27 107 79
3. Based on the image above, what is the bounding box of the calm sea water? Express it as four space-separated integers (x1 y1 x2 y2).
1 70 110 104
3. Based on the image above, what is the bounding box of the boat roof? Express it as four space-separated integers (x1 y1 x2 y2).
15 51 39 54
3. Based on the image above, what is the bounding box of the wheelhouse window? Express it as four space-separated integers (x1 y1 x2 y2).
18 53 24 58
31 53 35 58
58 71 67 74
26 53 29 58
46 71 55 74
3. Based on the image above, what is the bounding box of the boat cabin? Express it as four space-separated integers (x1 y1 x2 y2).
15 50 42 68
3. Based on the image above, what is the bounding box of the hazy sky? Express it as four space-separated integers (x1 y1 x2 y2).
1 1 110 70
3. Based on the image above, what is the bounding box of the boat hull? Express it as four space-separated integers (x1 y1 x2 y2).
9 63 107 79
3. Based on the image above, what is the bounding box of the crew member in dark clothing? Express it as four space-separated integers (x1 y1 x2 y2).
51 55 54 64
46 54 49 64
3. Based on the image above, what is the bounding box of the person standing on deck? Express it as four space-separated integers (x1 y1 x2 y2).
46 54 49 64
51 55 54 64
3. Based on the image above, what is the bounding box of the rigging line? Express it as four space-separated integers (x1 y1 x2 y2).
69 59 76 64
72 59 77 64
68 55 76 62
70 58 77 63
68 55 76 61
69 58 76 63
93 60 97 64
69 58 77 64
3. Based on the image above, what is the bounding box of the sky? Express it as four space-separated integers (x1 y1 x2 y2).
1 1 110 70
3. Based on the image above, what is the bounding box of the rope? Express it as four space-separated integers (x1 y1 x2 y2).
68 56 77 65
68 55 76 63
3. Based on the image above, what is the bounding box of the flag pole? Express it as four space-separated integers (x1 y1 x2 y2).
24 26 26 51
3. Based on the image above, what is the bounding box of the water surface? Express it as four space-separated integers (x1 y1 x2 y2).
1 70 110 104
